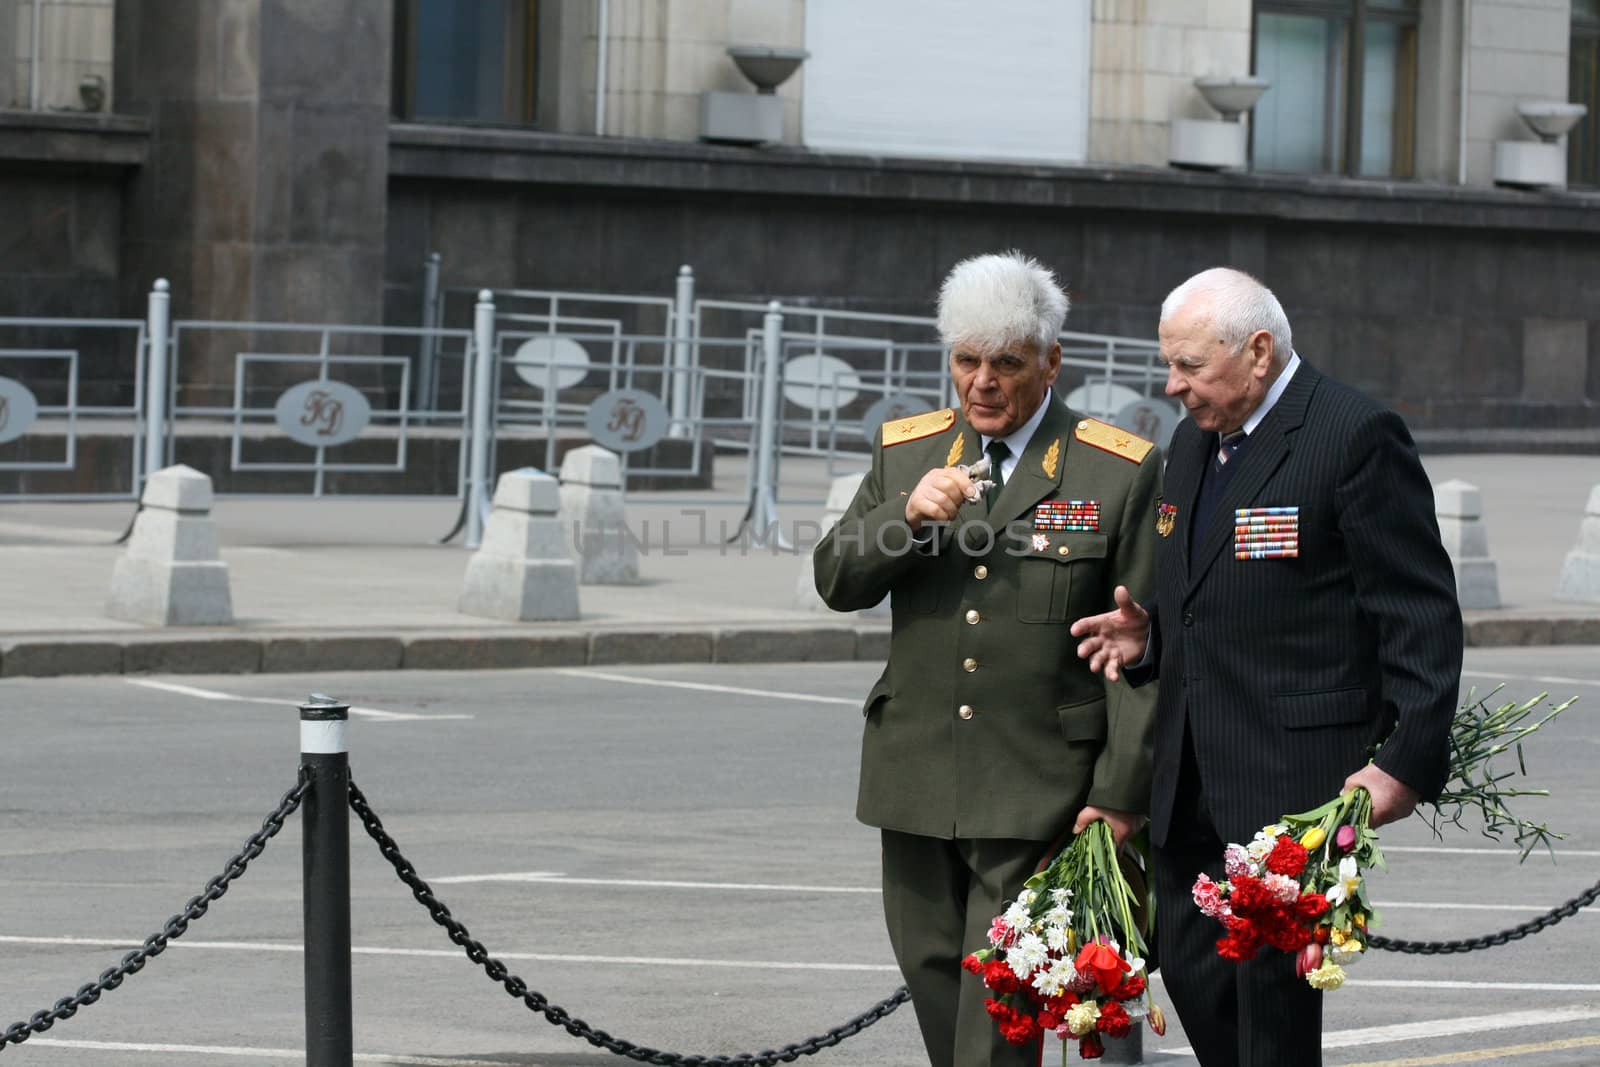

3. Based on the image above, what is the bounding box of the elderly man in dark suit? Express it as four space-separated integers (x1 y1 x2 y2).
1070 267 1463 1066
814 251 1162 1067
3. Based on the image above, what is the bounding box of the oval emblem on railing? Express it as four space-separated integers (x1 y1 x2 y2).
0 376 40 445
272 380 372 448
585 388 669 453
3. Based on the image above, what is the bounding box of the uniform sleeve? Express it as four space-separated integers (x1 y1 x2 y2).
812 441 935 613
1086 447 1163 814
1336 410 1463 801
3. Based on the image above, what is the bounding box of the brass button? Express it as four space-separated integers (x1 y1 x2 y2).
958 704 975 720
965 609 980 625
1077 420 1089 430
974 564 989 580
1058 545 1071 556
962 657 978 672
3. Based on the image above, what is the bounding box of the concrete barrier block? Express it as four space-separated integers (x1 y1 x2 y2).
460 469 581 622
1434 479 1499 609
559 445 640 585
1555 485 1600 603
797 472 887 615
714 626 858 663
107 465 234 626
589 629 713 665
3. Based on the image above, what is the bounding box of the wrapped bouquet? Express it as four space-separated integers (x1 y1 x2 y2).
963 820 1165 1061
1194 688 1575 991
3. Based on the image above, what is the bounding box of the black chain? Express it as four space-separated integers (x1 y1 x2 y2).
348 778 910 1065
1368 874 1600 955
0 773 311 1052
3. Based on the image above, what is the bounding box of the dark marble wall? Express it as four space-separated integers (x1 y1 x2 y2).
386 131 1600 432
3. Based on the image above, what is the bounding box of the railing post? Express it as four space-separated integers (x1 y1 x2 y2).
669 264 695 438
142 279 171 485
300 694 352 1067
416 252 442 412
750 301 789 549
466 290 496 550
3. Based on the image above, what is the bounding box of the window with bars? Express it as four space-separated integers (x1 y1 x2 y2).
1574 0 1600 187
1251 0 1419 178
391 0 539 125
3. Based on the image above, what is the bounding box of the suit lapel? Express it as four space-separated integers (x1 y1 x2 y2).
986 400 1069 533
1185 364 1320 596
1166 419 1210 586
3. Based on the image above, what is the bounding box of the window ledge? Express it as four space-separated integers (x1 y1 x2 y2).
389 123 1600 234
0 109 150 168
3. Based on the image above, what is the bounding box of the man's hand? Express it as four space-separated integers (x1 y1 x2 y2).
1073 805 1145 850
904 466 976 529
1343 764 1421 829
1069 585 1151 682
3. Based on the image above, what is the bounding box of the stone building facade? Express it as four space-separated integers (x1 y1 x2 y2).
1 0 1597 433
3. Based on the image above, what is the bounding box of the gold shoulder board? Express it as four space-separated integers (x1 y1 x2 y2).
882 408 956 447
1073 418 1154 464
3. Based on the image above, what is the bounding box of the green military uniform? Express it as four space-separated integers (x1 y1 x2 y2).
813 397 1161 1066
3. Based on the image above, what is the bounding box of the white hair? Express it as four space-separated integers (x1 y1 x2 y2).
1160 267 1293 365
937 250 1069 360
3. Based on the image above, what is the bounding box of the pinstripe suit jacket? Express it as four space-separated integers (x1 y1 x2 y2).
1137 363 1463 848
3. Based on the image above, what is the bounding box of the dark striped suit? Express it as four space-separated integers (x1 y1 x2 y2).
1131 363 1463 1066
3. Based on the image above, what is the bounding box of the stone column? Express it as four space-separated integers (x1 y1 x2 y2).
0 0 16 109
1434 479 1500 610
107 464 233 625
114 0 391 404
1555 485 1600 604
459 468 581 622
558 444 640 584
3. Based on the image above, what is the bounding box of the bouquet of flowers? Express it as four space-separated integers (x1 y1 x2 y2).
1194 688 1576 991
963 820 1165 1061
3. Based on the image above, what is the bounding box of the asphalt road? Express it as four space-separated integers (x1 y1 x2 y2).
2 650 1599 1066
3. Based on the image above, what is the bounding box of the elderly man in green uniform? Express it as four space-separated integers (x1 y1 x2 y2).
813 250 1163 1066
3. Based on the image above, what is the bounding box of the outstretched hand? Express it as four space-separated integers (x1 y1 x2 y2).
1069 585 1151 683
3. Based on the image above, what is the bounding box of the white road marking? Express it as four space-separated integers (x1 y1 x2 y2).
1151 972 1600 993
433 871 880 893
1462 670 1600 689
0 934 899 973
553 667 860 706
1383 845 1600 858
1372 900 1598 913
1158 1004 1600 1057
17 1038 550 1065
122 678 471 722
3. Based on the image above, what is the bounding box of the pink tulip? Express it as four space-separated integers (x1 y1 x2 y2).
1334 825 1357 852
1295 943 1323 978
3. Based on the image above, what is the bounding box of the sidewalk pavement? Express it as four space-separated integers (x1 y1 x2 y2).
0 454 1595 679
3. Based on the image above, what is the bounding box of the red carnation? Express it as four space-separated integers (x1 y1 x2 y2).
1096 1000 1133 1039
1037 1008 1061 1032
984 997 1013 1022
1295 892 1331 921
1079 1034 1105 1059
961 953 983 975
1265 837 1310 877
998 1014 1041 1046
1111 974 1146 1001
983 958 1021 994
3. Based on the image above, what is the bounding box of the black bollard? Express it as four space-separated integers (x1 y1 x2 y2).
301 694 353 1067
1101 1028 1144 1063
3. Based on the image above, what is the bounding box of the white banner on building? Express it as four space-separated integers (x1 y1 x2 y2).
801 0 1091 165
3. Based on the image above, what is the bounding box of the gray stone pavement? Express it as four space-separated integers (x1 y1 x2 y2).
0 453 1595 677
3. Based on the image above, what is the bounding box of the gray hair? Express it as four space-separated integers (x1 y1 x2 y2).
937 250 1069 359
1160 267 1293 365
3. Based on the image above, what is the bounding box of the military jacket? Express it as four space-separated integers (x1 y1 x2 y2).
813 399 1163 840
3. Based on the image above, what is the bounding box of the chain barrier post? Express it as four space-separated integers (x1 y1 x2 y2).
669 264 695 439
301 695 353 1067
142 278 171 486
748 301 790 550
417 252 442 413
466 290 496 550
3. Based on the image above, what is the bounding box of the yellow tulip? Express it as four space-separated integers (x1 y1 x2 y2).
1300 827 1327 850
1353 913 1367 929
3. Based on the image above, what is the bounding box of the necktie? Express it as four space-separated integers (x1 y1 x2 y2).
984 440 1009 511
1216 430 1246 468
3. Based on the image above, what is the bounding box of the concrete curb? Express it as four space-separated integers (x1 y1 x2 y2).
1 617 1596 679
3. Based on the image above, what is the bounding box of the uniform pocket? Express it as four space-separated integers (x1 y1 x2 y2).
1276 687 1371 730
1057 695 1109 744
862 673 893 718
1017 533 1108 623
